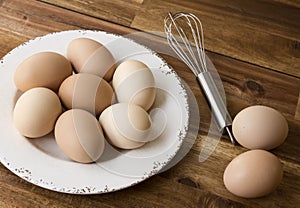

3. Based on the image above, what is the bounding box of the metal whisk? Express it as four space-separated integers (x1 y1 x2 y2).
164 12 235 143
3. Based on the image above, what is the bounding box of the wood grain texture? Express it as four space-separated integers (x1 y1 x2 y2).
131 0 300 77
38 0 300 77
295 93 300 121
273 0 300 8
0 0 300 207
39 0 145 26
0 0 135 64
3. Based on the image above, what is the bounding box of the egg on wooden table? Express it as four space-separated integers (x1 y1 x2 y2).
112 60 156 111
13 87 62 138
54 109 105 163
223 149 283 198
58 73 115 116
232 105 289 150
67 38 116 81
14 52 72 92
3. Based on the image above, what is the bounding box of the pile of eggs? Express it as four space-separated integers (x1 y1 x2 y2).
223 105 289 198
13 38 157 163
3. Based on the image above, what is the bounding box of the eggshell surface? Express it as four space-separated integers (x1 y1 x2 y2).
13 87 62 138
67 38 116 81
112 60 156 111
99 103 151 149
232 105 288 150
223 149 283 198
14 52 72 92
58 73 115 116
54 109 105 163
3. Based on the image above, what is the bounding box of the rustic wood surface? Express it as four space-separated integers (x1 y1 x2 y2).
0 0 299 207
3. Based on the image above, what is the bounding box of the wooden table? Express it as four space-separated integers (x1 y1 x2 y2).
0 0 299 207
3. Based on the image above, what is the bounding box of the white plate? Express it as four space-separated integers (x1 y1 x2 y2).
0 30 189 194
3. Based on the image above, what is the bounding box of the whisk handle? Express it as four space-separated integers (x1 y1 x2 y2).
197 72 235 143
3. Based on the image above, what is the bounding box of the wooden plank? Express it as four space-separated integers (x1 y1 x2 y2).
39 0 145 27
131 0 300 77
36 0 300 77
273 0 300 8
0 0 135 58
295 92 300 121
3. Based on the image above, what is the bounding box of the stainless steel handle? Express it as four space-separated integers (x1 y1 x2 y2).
197 71 235 143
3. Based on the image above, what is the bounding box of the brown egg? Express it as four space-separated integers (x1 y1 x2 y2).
99 103 150 149
112 60 156 111
58 73 115 116
67 38 116 81
13 87 62 138
54 109 105 163
14 52 72 92
232 105 289 150
223 149 283 198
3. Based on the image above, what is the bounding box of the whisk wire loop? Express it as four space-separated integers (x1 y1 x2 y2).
165 14 197 74
184 13 206 72
164 12 207 75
